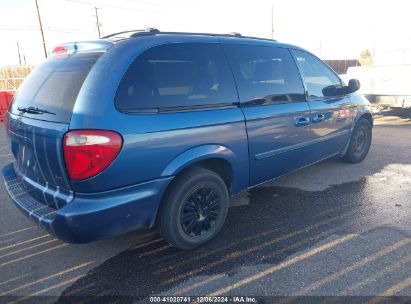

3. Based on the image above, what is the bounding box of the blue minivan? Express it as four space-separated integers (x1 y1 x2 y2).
2 29 373 249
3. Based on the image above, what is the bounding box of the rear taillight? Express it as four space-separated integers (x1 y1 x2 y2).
63 130 122 180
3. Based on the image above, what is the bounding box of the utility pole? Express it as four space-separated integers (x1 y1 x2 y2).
271 3 274 39
34 0 47 58
16 41 22 65
94 7 101 38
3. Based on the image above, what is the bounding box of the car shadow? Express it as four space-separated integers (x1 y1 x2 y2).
381 108 411 120
57 177 404 302
373 108 411 126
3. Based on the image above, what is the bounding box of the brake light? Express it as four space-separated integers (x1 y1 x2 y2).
63 130 122 180
52 46 68 54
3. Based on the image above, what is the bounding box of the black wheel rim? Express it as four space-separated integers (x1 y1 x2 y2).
181 186 220 237
352 126 368 156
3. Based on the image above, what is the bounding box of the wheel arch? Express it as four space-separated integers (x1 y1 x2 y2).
359 112 373 127
161 144 247 195
352 103 374 128
340 108 373 158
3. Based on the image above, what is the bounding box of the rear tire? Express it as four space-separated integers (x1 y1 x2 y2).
158 168 229 250
341 118 372 163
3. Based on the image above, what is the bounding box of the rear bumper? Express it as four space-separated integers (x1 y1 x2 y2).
2 163 173 243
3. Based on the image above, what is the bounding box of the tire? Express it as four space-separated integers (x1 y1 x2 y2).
158 168 229 250
341 118 372 163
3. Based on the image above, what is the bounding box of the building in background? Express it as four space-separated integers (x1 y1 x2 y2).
324 59 360 75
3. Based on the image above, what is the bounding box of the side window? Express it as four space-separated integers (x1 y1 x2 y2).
292 50 342 99
223 44 305 104
115 43 238 111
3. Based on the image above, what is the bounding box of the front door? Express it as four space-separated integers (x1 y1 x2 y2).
292 50 354 160
223 44 316 186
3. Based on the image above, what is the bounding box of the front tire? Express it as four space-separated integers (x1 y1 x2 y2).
158 168 229 250
341 118 372 163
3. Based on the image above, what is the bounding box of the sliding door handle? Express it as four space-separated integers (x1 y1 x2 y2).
294 116 310 127
312 114 325 122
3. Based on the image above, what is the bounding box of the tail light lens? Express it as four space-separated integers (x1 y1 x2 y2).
63 130 122 180
52 46 68 54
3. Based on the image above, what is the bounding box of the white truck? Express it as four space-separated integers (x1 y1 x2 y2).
346 64 411 108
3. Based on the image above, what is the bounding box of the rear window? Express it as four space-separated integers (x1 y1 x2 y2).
10 52 102 123
115 43 238 112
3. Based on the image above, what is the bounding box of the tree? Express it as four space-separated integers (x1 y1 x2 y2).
359 49 374 66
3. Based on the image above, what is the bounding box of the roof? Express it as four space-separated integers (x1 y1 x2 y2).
50 28 304 58
102 27 276 43
100 27 304 51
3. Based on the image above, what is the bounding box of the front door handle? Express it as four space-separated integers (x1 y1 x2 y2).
312 114 325 123
294 116 310 127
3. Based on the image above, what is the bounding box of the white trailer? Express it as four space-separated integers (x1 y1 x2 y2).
346 64 411 108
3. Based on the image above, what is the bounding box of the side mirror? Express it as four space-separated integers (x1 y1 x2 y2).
322 85 339 97
346 79 360 94
322 79 361 97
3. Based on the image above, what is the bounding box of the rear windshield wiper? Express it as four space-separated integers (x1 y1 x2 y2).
17 106 56 115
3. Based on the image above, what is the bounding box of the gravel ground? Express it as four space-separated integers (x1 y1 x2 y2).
0 109 410 304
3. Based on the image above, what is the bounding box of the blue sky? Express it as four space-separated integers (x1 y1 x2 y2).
0 0 410 65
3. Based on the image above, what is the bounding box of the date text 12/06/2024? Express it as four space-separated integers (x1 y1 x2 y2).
149 296 257 303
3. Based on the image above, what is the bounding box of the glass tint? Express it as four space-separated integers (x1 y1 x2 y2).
292 50 342 99
223 44 305 104
115 43 238 111
10 52 102 123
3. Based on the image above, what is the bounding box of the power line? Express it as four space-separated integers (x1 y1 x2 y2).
0 28 40 31
119 0 178 8
0 25 93 34
0 25 39 29
60 0 163 13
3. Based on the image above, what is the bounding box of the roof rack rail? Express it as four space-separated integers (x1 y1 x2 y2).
154 31 277 42
102 28 277 42
130 30 242 39
101 27 159 39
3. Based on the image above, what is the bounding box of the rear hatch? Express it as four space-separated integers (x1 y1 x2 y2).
6 47 104 210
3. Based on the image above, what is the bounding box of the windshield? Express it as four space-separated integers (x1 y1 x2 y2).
10 52 102 123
